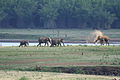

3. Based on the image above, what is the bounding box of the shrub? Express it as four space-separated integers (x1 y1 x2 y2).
19 76 29 80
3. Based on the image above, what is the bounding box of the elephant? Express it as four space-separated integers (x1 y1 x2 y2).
19 40 29 47
94 35 109 45
50 38 65 47
37 37 51 46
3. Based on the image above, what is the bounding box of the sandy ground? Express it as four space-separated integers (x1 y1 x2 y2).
0 70 120 80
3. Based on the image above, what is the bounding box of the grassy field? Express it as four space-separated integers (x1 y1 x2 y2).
0 29 120 79
0 29 120 41
0 45 120 69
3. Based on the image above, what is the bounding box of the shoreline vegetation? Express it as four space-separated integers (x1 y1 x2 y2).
0 29 120 41
0 0 120 29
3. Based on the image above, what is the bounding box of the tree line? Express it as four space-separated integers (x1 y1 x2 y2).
0 0 120 29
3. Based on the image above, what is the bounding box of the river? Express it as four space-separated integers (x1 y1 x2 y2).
0 42 120 46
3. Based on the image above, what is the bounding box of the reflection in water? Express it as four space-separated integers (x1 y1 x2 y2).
0 42 120 46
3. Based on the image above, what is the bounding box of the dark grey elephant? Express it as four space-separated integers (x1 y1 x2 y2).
37 37 51 46
50 38 65 47
19 40 29 47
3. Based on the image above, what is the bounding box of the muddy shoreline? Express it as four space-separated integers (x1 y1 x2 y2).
24 66 120 76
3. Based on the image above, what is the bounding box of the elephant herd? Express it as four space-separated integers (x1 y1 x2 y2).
19 37 65 47
19 35 110 47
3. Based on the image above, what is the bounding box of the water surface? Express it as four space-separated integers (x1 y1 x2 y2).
0 42 120 46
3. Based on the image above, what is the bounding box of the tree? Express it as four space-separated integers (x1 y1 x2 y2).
13 0 36 28
0 0 120 29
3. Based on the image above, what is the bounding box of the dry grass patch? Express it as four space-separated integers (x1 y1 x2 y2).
0 70 120 80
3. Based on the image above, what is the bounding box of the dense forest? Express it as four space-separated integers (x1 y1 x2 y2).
0 0 120 29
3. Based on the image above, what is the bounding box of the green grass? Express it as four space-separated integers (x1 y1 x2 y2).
19 76 29 80
0 45 120 70
0 29 120 41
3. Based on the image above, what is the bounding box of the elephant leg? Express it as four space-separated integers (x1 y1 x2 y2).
44 43 47 46
59 43 62 46
25 44 27 47
40 43 42 46
106 40 109 46
50 44 54 47
104 39 109 46
46 42 49 46
37 43 40 47
38 43 41 46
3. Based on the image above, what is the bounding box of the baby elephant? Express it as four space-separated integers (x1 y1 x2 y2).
19 40 29 47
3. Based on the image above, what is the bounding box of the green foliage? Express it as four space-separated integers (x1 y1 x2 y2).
0 0 120 29
19 76 29 80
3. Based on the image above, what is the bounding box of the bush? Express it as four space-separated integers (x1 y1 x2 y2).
19 76 29 80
